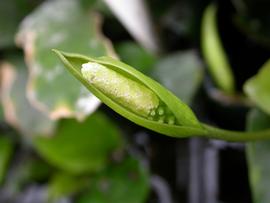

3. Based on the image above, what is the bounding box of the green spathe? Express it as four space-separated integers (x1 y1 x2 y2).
54 49 270 141
53 49 204 138
81 62 159 118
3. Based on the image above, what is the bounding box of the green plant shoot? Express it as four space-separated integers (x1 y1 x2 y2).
53 49 270 142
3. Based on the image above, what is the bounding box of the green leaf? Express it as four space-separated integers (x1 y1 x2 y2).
0 0 42 48
77 157 150 203
6 157 53 193
53 50 207 138
16 0 114 120
115 41 156 74
34 111 122 174
22 159 53 183
49 172 89 200
246 109 270 203
0 135 14 185
0 98 3 121
0 67 3 120
0 56 56 136
0 106 3 121
151 50 204 104
201 4 235 94
244 59 270 115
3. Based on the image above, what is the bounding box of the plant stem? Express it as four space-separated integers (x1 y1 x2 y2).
202 123 270 142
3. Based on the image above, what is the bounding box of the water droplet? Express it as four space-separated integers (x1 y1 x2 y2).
158 116 165 123
167 116 175 125
150 109 156 117
157 107 165 116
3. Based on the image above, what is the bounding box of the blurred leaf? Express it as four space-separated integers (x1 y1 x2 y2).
0 0 42 48
0 107 3 121
0 136 14 184
79 0 110 15
24 159 53 183
0 99 3 121
160 0 201 47
49 172 89 200
103 0 160 54
79 0 98 8
115 41 156 74
246 108 270 203
0 68 3 120
234 0 270 47
0 56 56 136
34 112 122 174
244 59 270 115
0 67 3 121
201 4 235 94
151 50 203 104
7 157 52 191
16 0 115 120
77 157 150 203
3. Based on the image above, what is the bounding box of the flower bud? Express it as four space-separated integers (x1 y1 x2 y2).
81 62 159 118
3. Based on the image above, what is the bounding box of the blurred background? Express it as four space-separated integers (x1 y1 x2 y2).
0 0 270 202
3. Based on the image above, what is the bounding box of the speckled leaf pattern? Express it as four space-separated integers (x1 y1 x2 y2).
244 59 270 115
16 0 115 120
246 109 270 203
77 157 150 203
34 111 122 174
0 57 55 136
151 50 203 104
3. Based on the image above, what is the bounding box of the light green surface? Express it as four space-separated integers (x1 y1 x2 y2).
201 4 235 93
81 62 159 118
246 109 270 203
244 59 270 115
34 111 122 174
